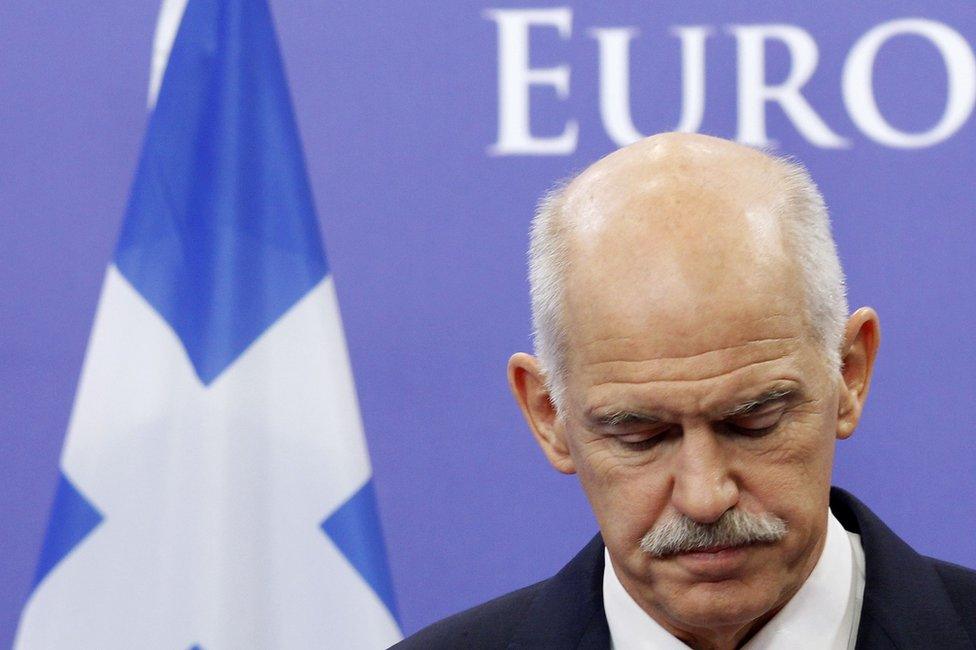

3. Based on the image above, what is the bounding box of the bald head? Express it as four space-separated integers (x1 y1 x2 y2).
529 133 848 407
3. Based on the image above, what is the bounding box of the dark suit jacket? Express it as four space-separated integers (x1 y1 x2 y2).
393 488 976 649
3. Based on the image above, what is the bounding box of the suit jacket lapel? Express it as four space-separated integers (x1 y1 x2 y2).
831 488 973 650
508 534 611 649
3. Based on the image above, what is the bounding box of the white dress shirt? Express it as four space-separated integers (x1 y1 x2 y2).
603 510 866 649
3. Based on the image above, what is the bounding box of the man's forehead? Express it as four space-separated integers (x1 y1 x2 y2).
566 300 806 372
560 265 810 391
565 310 813 421
558 204 802 350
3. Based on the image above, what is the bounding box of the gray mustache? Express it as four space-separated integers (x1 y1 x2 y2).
640 509 788 557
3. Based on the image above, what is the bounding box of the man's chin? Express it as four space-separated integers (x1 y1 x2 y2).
657 583 780 633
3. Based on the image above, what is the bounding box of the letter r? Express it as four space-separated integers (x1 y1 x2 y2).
729 24 849 148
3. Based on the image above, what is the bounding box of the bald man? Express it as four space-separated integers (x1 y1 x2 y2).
393 134 976 650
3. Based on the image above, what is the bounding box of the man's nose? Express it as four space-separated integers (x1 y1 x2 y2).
670 424 739 524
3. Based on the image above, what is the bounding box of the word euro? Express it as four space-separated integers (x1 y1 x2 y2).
484 9 976 154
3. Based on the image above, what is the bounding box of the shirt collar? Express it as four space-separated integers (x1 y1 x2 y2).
603 510 864 650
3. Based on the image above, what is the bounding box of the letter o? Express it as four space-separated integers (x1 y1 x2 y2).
843 19 976 148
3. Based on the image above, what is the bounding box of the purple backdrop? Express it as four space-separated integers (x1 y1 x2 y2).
2 1 975 646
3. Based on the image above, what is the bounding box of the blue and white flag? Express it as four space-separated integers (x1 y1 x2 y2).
15 0 402 647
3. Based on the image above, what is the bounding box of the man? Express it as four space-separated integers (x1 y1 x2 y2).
394 133 976 649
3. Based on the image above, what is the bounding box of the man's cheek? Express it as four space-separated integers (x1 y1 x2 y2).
572 437 627 481
747 421 829 466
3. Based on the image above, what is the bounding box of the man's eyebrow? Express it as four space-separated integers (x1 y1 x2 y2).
591 389 797 426
721 388 796 418
593 411 663 427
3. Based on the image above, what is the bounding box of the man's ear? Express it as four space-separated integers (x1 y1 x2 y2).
836 307 881 440
508 353 576 474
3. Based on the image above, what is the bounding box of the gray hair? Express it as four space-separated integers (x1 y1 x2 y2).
639 508 788 557
528 156 848 411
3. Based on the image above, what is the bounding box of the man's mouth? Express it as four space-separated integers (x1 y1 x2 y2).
670 543 755 577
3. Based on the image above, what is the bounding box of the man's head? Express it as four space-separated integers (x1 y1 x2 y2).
508 133 880 648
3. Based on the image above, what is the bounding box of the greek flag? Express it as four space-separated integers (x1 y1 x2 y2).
15 0 402 647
